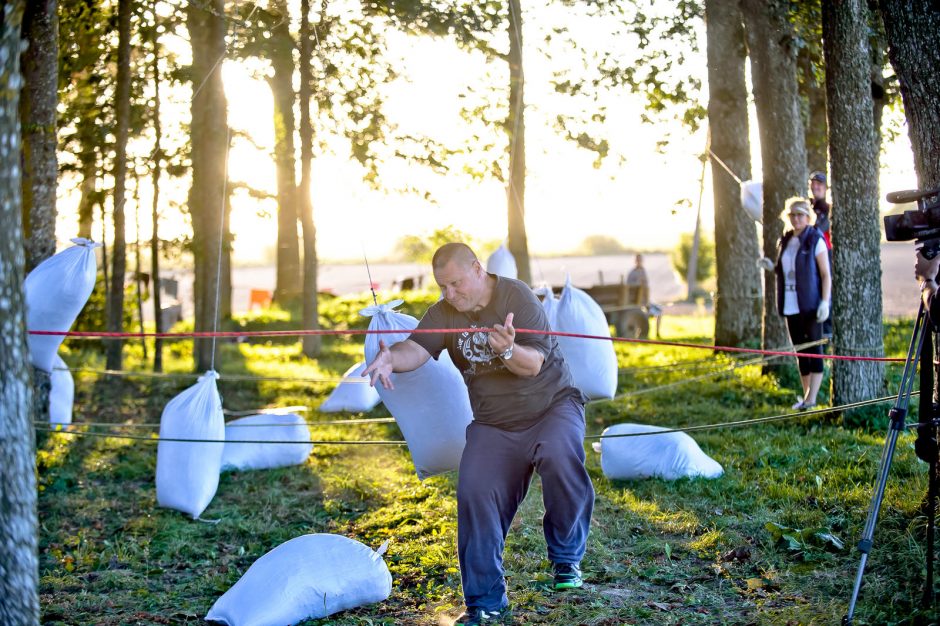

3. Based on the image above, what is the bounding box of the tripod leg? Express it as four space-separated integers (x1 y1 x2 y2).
926 457 938 612
845 303 930 624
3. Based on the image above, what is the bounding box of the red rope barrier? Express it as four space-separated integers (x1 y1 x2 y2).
31 326 901 362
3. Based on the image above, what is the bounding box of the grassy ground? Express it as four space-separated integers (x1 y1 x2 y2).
37 300 936 625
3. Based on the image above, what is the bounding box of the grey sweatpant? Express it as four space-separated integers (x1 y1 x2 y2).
456 397 595 611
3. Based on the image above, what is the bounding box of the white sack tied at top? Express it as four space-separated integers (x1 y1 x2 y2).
593 423 724 481
740 180 763 222
486 243 518 279
25 238 100 373
554 277 618 400
49 354 74 426
221 413 313 472
361 299 473 480
156 371 225 519
205 534 392 626
533 285 558 328
319 361 382 413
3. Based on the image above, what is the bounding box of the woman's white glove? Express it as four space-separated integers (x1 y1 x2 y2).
816 300 830 323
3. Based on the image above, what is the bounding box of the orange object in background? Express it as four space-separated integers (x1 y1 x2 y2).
249 289 273 311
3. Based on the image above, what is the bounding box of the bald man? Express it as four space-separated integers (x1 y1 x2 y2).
364 242 594 625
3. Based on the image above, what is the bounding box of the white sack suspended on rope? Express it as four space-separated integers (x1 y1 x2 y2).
361 299 473 480
49 354 74 426
533 285 558 328
221 413 313 472
593 423 724 481
25 238 100 373
156 371 224 519
319 361 382 413
205 534 392 626
554 277 618 400
486 243 518 279
740 180 763 222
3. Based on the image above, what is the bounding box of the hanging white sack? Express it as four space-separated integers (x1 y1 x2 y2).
533 285 558 328
156 371 225 518
486 244 517 279
25 238 100 373
221 413 313 472
49 354 74 426
593 423 724 481
205 534 392 626
740 180 763 222
554 278 618 399
361 300 473 480
319 362 382 413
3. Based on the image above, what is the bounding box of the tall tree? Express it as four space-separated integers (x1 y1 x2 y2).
150 0 164 372
793 1 828 176
824 0 884 408
879 1 940 188
298 0 320 357
105 0 132 371
506 0 530 284
0 3 39 623
741 0 807 357
188 0 228 371
268 0 302 304
19 0 57 271
705 0 761 348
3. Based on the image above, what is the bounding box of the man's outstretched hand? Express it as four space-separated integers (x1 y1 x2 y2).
362 339 395 390
489 312 515 355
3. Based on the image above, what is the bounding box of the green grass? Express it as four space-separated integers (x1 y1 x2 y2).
38 304 934 625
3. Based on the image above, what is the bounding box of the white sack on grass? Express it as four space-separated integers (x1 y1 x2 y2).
554 278 618 399
741 180 763 222
593 423 724 481
156 371 224 518
486 243 517 279
25 238 100 373
206 534 392 626
221 413 313 472
361 300 473 480
319 362 382 413
49 354 74 426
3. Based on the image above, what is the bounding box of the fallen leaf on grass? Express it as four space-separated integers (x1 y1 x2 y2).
722 546 752 562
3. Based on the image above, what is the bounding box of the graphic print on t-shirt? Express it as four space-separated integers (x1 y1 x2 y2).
457 325 505 380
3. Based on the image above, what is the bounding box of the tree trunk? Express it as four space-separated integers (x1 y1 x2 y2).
742 0 807 362
105 0 131 371
705 0 762 348
824 0 884 408
76 144 97 240
188 0 228 372
506 0 530 285
270 0 302 305
19 0 57 271
879 1 940 187
0 3 39 623
151 0 163 372
799 49 828 176
867 0 886 151
299 0 321 357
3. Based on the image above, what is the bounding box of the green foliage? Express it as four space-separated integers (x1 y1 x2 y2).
576 234 627 255
670 232 714 285
391 226 476 263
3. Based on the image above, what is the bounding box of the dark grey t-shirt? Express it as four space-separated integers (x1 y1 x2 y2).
409 275 584 431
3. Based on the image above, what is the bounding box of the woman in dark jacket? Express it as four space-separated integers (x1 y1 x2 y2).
774 197 832 410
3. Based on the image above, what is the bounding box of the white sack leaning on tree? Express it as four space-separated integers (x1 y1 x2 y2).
319 361 382 413
156 371 225 518
221 413 313 472
553 277 618 400
25 237 100 373
49 354 74 426
740 180 763 222
361 300 473 480
486 243 518 279
205 534 392 626
593 423 724 481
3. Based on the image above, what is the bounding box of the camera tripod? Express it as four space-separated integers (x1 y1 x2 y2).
844 296 935 623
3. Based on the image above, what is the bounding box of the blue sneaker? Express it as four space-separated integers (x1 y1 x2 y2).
552 562 583 590
454 605 513 625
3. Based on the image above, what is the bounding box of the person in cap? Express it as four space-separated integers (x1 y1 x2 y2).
774 197 832 410
809 171 834 338
363 242 594 625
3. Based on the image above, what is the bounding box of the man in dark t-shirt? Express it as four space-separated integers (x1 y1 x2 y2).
363 243 594 625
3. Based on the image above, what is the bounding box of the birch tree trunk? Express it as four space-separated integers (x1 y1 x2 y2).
506 0 530 284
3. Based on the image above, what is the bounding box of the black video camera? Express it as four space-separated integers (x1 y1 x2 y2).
883 186 940 259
